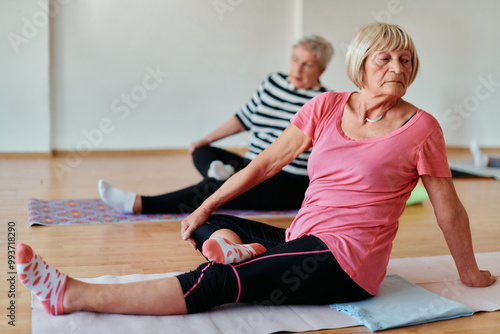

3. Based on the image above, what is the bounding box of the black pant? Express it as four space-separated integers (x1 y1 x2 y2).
176 215 372 313
141 146 310 214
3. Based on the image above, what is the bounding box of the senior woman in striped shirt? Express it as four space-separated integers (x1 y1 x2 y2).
98 35 334 214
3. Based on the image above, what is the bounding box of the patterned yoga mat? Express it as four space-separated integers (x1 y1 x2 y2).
27 199 298 226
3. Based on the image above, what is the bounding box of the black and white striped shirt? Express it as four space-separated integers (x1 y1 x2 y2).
236 73 328 176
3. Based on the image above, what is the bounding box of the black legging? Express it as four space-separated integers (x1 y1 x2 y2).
141 146 310 214
176 214 372 313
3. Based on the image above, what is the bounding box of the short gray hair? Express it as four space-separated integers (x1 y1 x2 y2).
295 35 334 70
346 22 420 89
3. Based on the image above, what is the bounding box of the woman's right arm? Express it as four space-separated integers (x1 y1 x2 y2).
188 116 246 155
181 124 312 245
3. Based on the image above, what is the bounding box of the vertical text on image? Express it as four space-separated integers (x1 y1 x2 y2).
6 221 17 326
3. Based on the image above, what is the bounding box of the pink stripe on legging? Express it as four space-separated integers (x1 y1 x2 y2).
183 249 331 301
233 249 331 268
229 264 241 303
229 249 331 302
183 262 212 298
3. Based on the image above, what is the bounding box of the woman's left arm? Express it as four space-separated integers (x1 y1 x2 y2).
421 175 496 287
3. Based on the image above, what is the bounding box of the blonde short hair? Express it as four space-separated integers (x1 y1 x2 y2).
346 22 419 89
295 35 334 71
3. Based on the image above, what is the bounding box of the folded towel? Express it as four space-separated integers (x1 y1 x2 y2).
330 271 473 331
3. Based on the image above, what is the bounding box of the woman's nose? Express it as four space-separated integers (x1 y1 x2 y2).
390 59 404 73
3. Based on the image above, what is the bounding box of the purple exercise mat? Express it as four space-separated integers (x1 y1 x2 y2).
27 199 297 226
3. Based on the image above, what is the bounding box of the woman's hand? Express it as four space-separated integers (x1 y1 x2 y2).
181 205 214 249
188 116 247 158
461 270 497 287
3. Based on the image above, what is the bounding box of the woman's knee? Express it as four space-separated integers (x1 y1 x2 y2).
191 145 212 160
192 145 232 164
190 215 235 249
176 262 239 313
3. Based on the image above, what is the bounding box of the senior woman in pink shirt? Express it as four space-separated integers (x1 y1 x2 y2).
17 22 495 316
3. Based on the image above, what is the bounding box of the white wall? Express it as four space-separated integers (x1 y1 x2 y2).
303 0 500 147
0 0 51 152
50 0 297 151
1 0 500 153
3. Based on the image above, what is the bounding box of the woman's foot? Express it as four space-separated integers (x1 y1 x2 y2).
202 237 266 264
16 243 67 315
98 180 137 214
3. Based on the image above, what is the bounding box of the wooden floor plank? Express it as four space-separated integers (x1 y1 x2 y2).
1 148 499 333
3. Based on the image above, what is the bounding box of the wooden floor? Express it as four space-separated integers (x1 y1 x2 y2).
1 148 499 333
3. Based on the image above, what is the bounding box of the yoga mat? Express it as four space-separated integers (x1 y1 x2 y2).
449 159 500 180
27 199 298 226
31 253 500 334
387 252 500 312
27 188 428 227
32 273 359 334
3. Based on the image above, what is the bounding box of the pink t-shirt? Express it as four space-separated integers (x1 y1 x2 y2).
288 92 451 295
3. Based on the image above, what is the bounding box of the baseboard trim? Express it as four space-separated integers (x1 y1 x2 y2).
50 147 248 157
0 152 52 158
51 149 186 157
2 147 496 158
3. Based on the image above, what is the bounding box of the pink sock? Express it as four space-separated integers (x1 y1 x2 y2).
202 237 266 264
16 244 67 315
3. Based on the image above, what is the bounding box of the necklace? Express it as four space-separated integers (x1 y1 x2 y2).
360 99 398 123
365 114 384 122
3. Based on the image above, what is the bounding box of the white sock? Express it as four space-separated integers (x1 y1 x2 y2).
470 140 489 168
98 179 136 214
207 161 236 181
